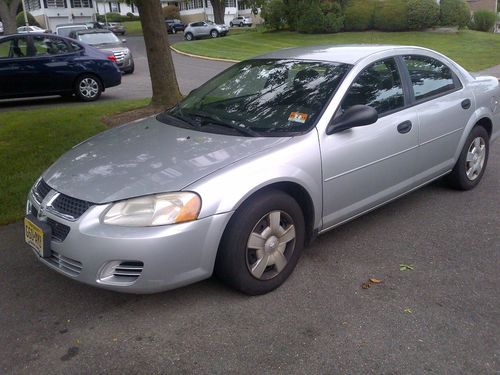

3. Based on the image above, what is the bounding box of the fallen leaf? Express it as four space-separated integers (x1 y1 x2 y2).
369 278 383 284
361 282 371 289
404 308 412 314
400 264 414 271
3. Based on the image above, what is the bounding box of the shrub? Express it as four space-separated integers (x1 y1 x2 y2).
16 11 40 28
285 0 308 31
373 0 408 31
261 0 287 30
162 5 180 20
440 0 471 28
407 0 440 30
343 0 376 31
470 9 497 32
297 0 343 33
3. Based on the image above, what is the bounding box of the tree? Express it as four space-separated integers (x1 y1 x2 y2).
0 0 21 35
209 0 225 24
134 0 182 109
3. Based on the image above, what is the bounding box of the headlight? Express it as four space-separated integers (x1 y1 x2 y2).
102 192 201 227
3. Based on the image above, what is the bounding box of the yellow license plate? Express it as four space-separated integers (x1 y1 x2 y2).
25 217 44 256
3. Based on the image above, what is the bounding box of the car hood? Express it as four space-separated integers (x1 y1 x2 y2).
42 116 289 204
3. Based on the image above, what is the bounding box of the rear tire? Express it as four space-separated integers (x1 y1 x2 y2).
446 126 489 190
215 190 305 295
74 74 102 102
230 22 234 27
185 32 193 41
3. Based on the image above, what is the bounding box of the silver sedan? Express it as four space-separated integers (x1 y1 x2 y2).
24 45 500 295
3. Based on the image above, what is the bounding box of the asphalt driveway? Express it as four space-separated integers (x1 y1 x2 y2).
1 140 499 374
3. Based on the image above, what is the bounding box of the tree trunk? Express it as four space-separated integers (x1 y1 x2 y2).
0 0 21 35
210 0 225 24
134 0 181 109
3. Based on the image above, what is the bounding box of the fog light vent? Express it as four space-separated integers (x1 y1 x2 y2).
98 261 144 285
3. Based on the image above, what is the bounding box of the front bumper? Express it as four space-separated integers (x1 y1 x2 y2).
26 193 232 294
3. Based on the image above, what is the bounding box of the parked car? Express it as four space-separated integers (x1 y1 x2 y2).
165 19 185 34
24 45 499 295
184 20 229 41
0 22 3 35
0 33 121 101
105 22 125 35
84 21 105 29
55 23 88 37
230 16 252 27
69 29 134 74
17 25 52 33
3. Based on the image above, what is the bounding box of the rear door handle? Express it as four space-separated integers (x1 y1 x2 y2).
461 99 471 109
397 120 412 134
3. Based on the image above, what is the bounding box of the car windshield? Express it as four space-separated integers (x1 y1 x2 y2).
58 26 86 37
78 32 120 45
160 59 350 137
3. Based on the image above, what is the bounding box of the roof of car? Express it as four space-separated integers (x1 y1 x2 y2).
72 29 113 35
255 45 428 65
56 23 88 28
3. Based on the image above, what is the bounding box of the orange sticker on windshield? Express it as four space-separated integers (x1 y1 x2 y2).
288 112 308 123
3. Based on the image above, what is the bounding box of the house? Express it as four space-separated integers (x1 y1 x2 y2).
465 0 498 12
25 0 95 31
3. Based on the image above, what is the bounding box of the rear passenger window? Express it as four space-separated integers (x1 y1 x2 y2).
341 58 404 115
403 55 457 101
32 36 71 56
0 37 28 59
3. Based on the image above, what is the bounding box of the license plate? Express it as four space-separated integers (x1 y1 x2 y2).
25 217 45 256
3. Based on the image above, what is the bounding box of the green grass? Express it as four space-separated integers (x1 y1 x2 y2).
174 29 500 71
0 99 148 225
123 21 143 36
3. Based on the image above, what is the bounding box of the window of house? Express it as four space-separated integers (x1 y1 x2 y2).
225 0 236 7
341 58 404 115
71 0 93 8
109 2 120 12
44 0 67 8
402 55 458 102
26 0 41 11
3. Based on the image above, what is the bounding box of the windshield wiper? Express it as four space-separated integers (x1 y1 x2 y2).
187 111 259 137
167 105 201 129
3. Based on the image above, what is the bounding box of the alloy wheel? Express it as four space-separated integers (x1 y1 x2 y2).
79 77 99 99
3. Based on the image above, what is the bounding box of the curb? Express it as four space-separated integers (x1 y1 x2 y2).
170 45 240 63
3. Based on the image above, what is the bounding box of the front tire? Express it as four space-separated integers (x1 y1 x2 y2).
74 74 102 102
446 125 489 190
210 29 219 38
215 190 305 295
185 32 193 41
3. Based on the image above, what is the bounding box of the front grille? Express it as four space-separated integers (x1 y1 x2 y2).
46 218 71 242
47 251 82 276
113 261 144 282
51 194 93 220
113 51 126 62
33 179 52 203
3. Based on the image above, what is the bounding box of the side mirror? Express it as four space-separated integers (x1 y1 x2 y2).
326 105 378 135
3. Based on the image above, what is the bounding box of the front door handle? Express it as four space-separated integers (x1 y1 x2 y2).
461 99 471 109
397 120 412 134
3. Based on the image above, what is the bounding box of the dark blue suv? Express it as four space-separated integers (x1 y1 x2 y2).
0 33 121 101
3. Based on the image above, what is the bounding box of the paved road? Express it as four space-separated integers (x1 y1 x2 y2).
0 35 233 111
1 141 499 374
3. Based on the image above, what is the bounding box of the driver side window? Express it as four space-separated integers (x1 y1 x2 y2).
341 58 404 116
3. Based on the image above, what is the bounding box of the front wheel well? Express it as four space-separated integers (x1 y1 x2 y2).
237 182 316 245
475 117 492 138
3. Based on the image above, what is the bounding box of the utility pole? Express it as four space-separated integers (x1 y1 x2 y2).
20 0 29 29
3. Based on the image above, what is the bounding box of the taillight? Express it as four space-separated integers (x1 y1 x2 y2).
107 55 117 62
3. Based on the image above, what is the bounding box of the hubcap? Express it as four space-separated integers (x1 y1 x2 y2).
246 210 296 280
79 78 99 98
465 137 486 181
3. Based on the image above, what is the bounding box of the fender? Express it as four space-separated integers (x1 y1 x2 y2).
185 130 323 230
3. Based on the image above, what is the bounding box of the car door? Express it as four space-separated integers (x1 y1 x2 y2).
0 35 32 97
400 55 474 183
190 22 204 36
319 57 419 229
28 35 80 94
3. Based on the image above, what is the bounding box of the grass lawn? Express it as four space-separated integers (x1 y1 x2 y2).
173 29 500 71
123 21 143 36
0 99 148 225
